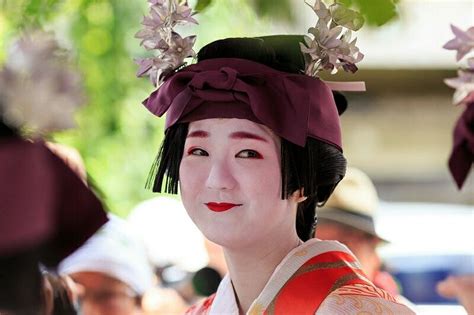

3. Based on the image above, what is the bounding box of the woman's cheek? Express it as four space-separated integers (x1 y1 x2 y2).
239 158 280 187
180 160 205 194
179 161 193 197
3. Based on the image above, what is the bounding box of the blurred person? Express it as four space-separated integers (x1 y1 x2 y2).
42 271 79 315
191 267 222 298
0 31 107 314
141 286 188 315
127 197 210 275
314 167 400 296
437 275 474 314
45 141 88 183
58 215 154 315
128 196 224 308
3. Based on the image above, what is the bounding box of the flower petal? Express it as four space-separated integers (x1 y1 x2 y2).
443 38 461 50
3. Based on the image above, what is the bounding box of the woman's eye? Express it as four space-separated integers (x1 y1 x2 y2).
188 148 208 156
236 150 263 159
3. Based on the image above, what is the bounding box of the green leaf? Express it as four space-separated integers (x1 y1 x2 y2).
195 0 213 12
330 3 364 31
333 0 352 7
333 0 398 27
352 0 397 26
253 0 294 22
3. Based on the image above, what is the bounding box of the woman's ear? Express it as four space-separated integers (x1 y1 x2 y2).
290 188 307 203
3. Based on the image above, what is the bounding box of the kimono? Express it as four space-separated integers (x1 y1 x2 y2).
186 239 415 314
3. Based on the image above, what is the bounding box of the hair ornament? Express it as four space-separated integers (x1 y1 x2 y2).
443 24 474 106
135 0 198 87
301 0 365 77
0 31 84 136
443 24 474 189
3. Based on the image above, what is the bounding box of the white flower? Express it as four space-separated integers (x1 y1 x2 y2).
443 24 474 62
306 0 331 24
136 0 198 87
444 62 474 105
0 31 84 136
301 0 364 76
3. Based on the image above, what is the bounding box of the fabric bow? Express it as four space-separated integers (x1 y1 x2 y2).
143 58 342 149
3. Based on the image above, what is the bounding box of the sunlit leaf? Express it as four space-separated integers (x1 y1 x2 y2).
335 0 398 26
330 3 364 31
356 0 397 26
195 0 213 12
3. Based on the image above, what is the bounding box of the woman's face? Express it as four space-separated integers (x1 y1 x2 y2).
179 118 298 248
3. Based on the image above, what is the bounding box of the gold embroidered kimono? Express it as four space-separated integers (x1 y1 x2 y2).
186 239 416 314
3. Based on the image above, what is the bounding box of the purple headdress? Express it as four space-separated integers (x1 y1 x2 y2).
135 0 366 150
443 24 474 189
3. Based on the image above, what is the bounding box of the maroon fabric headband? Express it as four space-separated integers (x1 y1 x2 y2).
143 58 342 150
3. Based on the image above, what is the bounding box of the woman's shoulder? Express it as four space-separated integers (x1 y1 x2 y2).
317 283 417 314
184 294 216 315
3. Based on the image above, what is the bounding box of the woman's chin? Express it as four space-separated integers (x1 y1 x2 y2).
201 227 256 250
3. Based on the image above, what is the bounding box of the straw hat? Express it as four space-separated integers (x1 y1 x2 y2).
318 167 386 241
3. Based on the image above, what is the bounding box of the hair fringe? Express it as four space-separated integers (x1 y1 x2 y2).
147 123 188 194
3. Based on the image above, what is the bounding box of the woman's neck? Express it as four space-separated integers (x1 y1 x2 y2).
223 231 301 314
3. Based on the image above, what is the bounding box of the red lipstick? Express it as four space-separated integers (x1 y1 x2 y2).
205 202 241 212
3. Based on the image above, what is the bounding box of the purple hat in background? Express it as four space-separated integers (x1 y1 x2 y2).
0 137 108 266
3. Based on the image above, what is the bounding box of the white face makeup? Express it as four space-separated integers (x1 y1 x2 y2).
179 118 299 249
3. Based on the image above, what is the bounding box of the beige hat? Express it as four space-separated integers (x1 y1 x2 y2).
318 167 385 241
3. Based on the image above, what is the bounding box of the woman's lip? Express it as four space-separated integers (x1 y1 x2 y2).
205 202 242 212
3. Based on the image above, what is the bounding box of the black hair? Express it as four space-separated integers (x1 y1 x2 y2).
192 266 222 297
0 250 44 314
147 36 347 241
43 272 78 315
0 106 18 138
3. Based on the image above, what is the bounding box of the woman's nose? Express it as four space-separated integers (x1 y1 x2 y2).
205 160 237 191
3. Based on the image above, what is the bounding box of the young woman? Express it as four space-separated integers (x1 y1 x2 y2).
141 35 416 314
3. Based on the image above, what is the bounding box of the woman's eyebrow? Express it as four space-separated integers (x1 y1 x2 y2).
187 130 209 138
229 131 268 142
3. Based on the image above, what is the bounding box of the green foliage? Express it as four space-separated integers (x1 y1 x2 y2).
252 0 294 23
0 0 63 28
335 0 398 26
194 0 398 27
330 3 365 31
195 0 213 12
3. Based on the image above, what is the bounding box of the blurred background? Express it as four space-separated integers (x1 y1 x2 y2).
0 0 472 312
